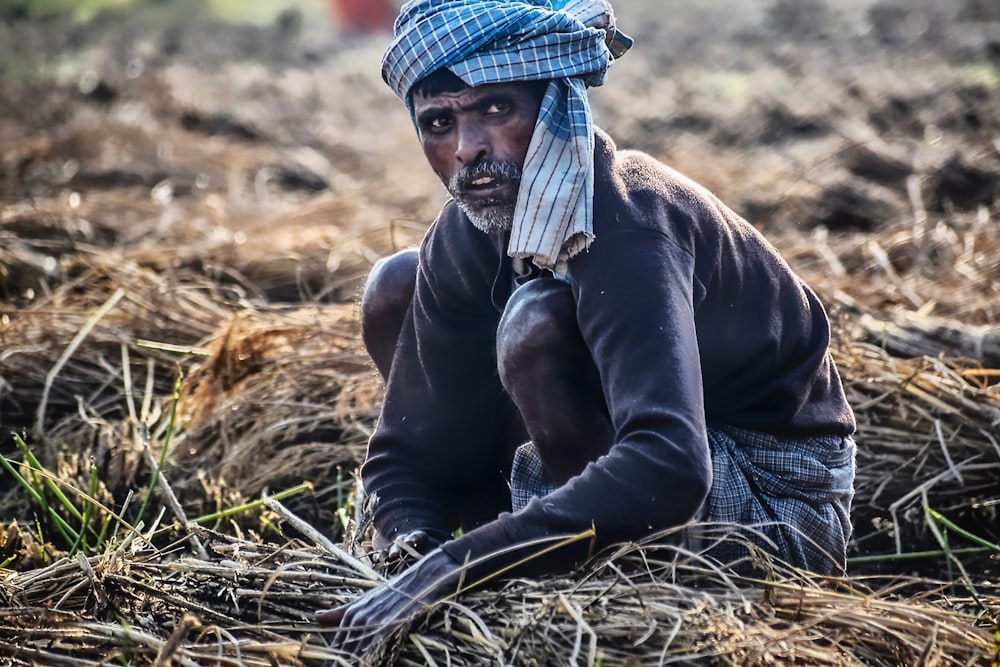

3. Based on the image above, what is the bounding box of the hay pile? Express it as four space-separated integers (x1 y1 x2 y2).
837 343 1000 553
2 1 1000 663
172 301 381 526
2 241 999 663
1 524 996 666
0 253 382 551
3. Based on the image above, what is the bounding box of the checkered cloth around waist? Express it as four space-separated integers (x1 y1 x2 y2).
509 426 856 573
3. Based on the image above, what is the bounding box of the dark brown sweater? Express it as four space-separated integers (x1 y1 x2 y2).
361 129 856 575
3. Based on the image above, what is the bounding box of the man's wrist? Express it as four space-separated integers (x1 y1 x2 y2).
394 546 464 602
374 520 450 546
373 527 451 574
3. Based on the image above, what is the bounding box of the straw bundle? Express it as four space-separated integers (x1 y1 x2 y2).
0 253 235 446
781 211 1000 328
0 232 382 548
834 341 1000 555
857 310 1000 368
169 303 380 527
0 524 995 666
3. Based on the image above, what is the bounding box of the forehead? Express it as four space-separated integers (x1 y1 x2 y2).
411 80 542 112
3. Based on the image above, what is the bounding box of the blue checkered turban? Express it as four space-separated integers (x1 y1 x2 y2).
381 0 625 275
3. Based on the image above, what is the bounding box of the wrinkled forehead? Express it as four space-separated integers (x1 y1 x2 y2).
409 68 469 102
410 75 548 111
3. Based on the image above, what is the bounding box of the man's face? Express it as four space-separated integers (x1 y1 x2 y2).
412 81 544 234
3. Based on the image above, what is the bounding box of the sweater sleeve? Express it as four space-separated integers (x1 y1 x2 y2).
442 226 713 575
361 209 512 543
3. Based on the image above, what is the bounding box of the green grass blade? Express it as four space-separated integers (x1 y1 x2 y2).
13 434 84 522
926 507 1000 553
1 453 79 547
136 371 182 530
0 452 47 507
3 451 147 555
85 459 99 552
186 482 313 528
848 546 993 566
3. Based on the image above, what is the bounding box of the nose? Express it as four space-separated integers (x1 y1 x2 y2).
454 122 489 165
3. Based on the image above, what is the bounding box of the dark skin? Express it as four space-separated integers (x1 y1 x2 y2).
316 80 546 659
417 79 541 219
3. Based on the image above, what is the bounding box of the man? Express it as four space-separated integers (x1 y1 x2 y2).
318 0 856 657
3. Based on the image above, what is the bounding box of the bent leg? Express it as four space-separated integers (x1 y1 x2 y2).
497 276 614 486
359 249 418 381
699 427 855 575
360 248 526 533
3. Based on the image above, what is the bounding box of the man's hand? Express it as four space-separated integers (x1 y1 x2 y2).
316 547 462 659
374 528 443 569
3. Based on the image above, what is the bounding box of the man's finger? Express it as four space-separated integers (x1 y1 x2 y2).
331 615 382 659
342 622 380 658
315 605 347 626
386 529 441 563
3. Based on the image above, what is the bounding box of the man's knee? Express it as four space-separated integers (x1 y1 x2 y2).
361 249 418 376
361 250 417 330
497 278 576 386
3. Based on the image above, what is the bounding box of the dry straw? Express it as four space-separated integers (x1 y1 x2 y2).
1 252 231 442
170 301 381 526
834 340 1000 556
1 250 381 534
3 228 1000 667
0 524 996 666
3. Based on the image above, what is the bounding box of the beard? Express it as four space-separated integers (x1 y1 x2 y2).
446 160 522 234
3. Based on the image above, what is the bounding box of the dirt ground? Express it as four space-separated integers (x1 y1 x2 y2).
2 5 998 237
1 0 999 576
2 0 999 301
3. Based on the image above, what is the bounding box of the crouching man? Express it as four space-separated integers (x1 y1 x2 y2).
318 0 856 658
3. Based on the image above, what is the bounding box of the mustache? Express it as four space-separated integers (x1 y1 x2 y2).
448 160 522 194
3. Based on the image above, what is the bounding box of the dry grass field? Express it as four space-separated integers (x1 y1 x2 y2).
1 0 999 664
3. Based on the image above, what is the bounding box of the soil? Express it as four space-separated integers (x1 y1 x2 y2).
2 1 998 291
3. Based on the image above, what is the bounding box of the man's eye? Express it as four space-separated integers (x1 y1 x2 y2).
428 116 452 131
484 101 509 114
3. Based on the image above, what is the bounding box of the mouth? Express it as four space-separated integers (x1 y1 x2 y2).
450 161 522 204
465 174 510 195
462 183 516 211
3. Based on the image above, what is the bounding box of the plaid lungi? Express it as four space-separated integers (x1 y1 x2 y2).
509 426 856 574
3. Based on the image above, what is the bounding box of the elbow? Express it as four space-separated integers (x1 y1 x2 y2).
681 467 713 524
687 462 712 519
652 461 712 529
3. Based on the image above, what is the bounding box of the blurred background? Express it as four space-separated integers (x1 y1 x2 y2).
1 0 383 26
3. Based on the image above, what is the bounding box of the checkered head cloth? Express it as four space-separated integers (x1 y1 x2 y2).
381 0 629 276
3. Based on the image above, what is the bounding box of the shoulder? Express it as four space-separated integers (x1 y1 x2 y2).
593 129 727 236
597 130 719 211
